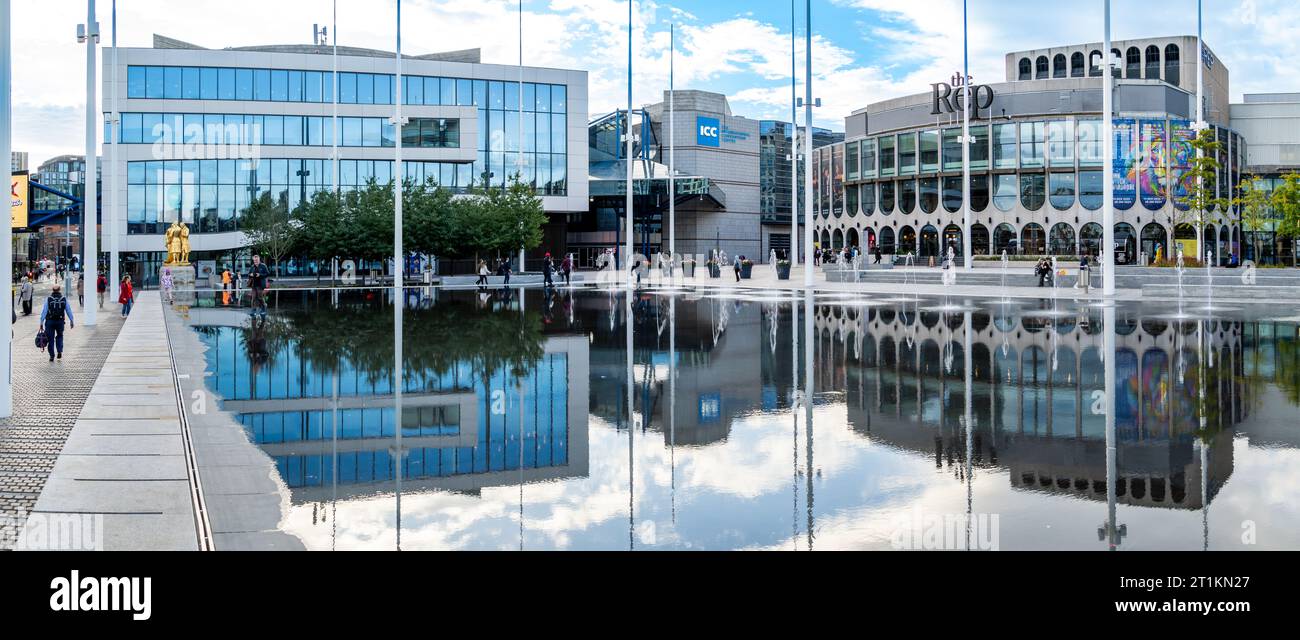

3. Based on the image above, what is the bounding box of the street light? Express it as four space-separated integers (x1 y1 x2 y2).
0 0 13 416
78 0 99 326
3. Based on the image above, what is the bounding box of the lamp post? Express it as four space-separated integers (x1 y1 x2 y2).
80 0 99 326
961 0 972 271
0 0 12 417
801 0 814 288
790 0 798 268
668 23 675 263
1101 0 1116 297
108 0 119 301
625 0 634 284
1193 0 1206 259
391 0 405 549
517 0 526 273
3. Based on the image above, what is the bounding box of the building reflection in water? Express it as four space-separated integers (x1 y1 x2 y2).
186 286 1300 550
189 288 590 549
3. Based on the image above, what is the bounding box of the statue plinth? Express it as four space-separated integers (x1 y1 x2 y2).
161 265 196 289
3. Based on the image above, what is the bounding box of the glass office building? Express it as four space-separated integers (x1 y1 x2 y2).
817 36 1245 266
104 35 588 278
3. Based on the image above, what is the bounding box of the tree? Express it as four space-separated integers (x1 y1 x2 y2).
241 191 300 276
1173 129 1228 262
1273 172 1300 265
475 174 548 262
404 178 460 258
1234 176 1274 264
295 189 352 282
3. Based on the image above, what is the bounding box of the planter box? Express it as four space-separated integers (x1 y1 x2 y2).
739 264 753 279
776 264 791 280
683 263 697 278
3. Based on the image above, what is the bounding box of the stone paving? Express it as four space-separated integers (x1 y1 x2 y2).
0 286 126 549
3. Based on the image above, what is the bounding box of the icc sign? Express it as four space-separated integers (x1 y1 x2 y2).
696 116 721 148
931 74 995 118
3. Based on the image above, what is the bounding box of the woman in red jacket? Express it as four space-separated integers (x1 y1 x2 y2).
119 275 135 318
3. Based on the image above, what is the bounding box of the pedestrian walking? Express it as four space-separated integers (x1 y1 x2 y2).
161 267 175 304
499 259 512 286
246 255 272 314
76 274 85 307
561 254 573 286
40 284 75 362
543 254 556 288
734 257 743 282
476 260 490 286
96 272 108 308
19 277 33 316
119 275 135 317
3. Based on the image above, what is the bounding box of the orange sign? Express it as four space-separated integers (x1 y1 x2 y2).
10 172 28 229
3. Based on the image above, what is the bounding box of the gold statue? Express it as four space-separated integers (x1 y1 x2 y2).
164 220 191 266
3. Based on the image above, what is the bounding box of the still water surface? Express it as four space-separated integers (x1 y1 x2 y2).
183 286 1300 550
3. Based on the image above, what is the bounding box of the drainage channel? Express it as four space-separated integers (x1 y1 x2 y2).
163 309 214 551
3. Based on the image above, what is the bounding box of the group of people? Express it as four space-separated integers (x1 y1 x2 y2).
17 270 136 363
475 254 573 289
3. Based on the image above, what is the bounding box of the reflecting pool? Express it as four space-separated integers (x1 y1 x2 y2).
181 286 1300 550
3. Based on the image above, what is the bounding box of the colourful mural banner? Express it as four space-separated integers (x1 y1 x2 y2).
1169 119 1194 211
1112 118 1138 210
812 148 821 215
1140 119 1168 211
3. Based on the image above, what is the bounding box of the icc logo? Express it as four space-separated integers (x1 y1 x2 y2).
696 116 721 147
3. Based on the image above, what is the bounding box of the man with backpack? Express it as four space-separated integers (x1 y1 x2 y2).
96 272 108 308
39 284 75 362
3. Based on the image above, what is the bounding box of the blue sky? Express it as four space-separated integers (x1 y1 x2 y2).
12 0 1300 163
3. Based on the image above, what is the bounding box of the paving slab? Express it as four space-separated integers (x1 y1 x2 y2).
27 293 204 551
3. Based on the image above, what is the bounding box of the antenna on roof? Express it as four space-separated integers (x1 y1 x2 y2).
313 24 329 46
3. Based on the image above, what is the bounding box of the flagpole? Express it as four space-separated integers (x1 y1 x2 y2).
790 0 798 269
392 0 404 549
668 23 675 261
961 0 972 270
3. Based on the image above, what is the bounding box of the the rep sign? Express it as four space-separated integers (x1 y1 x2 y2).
697 116 720 148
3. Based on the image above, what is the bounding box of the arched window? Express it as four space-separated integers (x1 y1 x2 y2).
1141 222 1168 262
1035 56 1049 79
1111 49 1123 78
993 174 1018 212
879 181 895 215
1089 50 1104 77
1018 58 1032 81
919 178 939 214
1049 172 1075 210
1145 45 1161 79
899 179 917 214
847 228 860 250
1165 44 1181 85
1205 225 1218 263
899 225 917 255
1071 52 1085 78
972 223 990 255
1022 223 1047 254
1053 54 1067 78
846 180 859 216
1125 47 1141 78
1115 223 1136 264
942 176 962 213
970 175 990 212
880 226 896 254
993 223 1018 255
920 225 940 257
1020 173 1046 211
1080 222 1104 256
862 183 876 216
1049 223 1076 255
832 228 844 250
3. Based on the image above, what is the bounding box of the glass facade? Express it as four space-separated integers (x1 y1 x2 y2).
125 156 567 235
117 112 459 149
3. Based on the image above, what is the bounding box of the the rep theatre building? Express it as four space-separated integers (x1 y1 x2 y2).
813 36 1246 265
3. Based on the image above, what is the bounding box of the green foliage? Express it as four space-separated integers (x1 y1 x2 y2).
1234 176 1274 262
1173 129 1229 234
1273 172 1300 240
283 175 547 267
241 191 301 275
